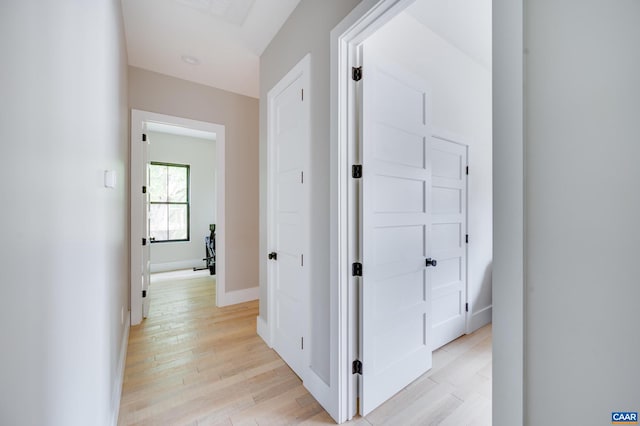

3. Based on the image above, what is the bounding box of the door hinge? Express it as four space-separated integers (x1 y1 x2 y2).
142 290 147 298
352 164 362 179
142 238 147 246
301 89 304 101
466 234 469 244
142 185 147 194
352 262 362 277
352 66 362 81
466 165 469 175
301 337 304 350
268 252 277 260
352 360 362 375
142 133 147 142
465 302 469 312
301 171 304 184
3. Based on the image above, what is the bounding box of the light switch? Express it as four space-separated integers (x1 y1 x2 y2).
104 170 116 188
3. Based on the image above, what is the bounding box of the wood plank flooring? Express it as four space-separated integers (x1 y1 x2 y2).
118 274 491 425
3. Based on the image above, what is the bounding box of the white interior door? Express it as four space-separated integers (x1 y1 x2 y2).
268 56 310 380
430 137 467 350
359 48 433 416
142 128 151 318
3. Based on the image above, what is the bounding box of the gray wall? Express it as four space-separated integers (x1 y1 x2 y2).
524 0 640 423
259 0 361 384
0 0 129 424
148 131 216 272
129 66 259 293
492 0 524 424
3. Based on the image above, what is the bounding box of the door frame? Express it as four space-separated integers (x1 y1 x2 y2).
330 0 525 423
266 54 311 380
130 109 226 325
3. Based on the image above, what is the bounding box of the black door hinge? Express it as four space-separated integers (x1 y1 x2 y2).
268 252 277 260
142 290 147 298
142 133 147 142
352 262 362 277
465 303 469 312
352 164 363 179
301 337 304 350
142 186 147 194
142 238 147 246
352 360 362 375
352 66 362 81
466 234 469 244
466 166 469 175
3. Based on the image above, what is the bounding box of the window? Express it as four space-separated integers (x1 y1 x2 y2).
149 162 190 242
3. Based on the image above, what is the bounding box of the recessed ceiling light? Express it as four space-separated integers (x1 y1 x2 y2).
181 55 200 65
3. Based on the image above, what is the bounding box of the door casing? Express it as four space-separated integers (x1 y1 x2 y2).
130 110 226 325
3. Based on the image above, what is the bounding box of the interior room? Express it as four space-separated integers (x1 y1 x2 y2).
1 0 638 425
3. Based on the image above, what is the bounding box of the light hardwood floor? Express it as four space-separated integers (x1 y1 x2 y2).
118 274 491 425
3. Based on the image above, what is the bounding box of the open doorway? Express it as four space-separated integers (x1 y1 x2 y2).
332 0 492 421
130 110 226 325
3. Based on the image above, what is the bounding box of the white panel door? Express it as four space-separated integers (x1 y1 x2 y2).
269 60 309 380
430 137 467 350
142 128 151 318
360 49 433 416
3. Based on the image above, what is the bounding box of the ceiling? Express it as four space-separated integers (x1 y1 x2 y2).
122 0 490 99
405 0 492 69
121 0 302 98
147 122 216 140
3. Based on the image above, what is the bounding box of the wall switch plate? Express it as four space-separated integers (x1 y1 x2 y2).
104 170 116 188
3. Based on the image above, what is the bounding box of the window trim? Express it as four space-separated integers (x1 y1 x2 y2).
149 161 190 243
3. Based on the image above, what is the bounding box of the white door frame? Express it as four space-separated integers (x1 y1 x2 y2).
130 109 226 325
330 0 525 423
266 54 311 378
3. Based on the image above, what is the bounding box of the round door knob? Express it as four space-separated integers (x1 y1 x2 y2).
425 258 437 267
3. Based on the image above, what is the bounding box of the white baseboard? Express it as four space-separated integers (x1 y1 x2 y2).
256 316 271 347
468 304 492 333
150 259 203 273
218 286 259 307
110 314 130 426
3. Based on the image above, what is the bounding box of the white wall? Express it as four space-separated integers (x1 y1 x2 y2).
129 67 259 293
0 0 130 425
524 0 640 423
148 131 216 272
365 12 493 330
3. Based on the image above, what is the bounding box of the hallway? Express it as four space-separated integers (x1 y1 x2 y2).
118 274 491 425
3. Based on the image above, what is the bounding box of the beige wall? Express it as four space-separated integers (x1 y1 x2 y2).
259 0 361 386
129 66 259 293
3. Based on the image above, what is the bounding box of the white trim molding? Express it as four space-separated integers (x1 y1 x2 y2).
110 316 130 426
469 305 493 333
256 315 271 347
149 259 203 273
218 286 259 307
